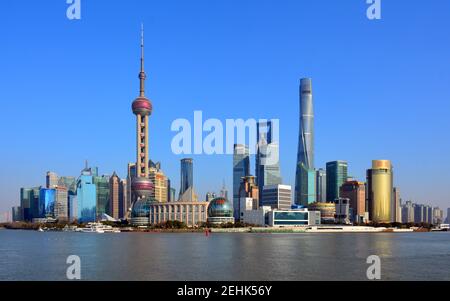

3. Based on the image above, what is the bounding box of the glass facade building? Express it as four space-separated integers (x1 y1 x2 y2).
179 158 193 199
326 161 348 202
76 174 97 223
93 175 110 218
295 78 315 206
256 122 282 201
207 197 234 224
268 210 310 226
39 188 56 218
316 169 326 203
233 144 250 220
20 188 33 221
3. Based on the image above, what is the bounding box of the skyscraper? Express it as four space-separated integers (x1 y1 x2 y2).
109 172 120 219
256 121 282 201
46 172 58 189
127 163 136 210
179 158 194 198
233 144 250 220
340 181 366 223
131 25 154 203
39 188 56 219
295 78 315 206
326 161 348 202
393 187 402 223
316 169 326 203
367 160 393 223
149 164 168 203
401 201 415 223
119 179 127 219
76 167 97 223
54 187 68 221
93 175 110 217
20 188 33 221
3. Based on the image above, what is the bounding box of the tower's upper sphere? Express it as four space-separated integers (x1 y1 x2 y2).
132 96 152 116
131 176 154 198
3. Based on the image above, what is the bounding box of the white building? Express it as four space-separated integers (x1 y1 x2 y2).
261 184 292 210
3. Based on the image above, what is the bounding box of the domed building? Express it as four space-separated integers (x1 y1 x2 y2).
130 198 157 226
207 197 234 224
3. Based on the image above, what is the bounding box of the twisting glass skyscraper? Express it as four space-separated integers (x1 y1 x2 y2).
295 78 315 206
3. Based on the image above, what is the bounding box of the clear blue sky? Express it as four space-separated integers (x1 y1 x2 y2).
1 0 450 214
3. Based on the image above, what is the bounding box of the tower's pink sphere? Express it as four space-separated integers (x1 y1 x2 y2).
132 97 152 116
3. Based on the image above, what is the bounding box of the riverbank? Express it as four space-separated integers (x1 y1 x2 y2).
1 223 440 234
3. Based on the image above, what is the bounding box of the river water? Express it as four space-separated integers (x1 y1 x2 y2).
1 230 449 281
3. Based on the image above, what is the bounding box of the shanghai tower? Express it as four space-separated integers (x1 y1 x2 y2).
294 78 315 206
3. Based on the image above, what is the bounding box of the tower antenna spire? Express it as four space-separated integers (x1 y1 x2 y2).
139 22 146 97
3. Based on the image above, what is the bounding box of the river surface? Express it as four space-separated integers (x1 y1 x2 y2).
1 230 449 281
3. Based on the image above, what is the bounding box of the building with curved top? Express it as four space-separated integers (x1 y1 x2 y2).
367 160 393 223
207 197 234 224
295 78 315 206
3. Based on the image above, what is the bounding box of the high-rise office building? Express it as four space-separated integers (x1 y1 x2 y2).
447 208 450 224
432 207 444 225
69 195 78 222
76 168 97 223
39 188 56 219
109 172 120 219
179 158 194 200
149 165 168 203
130 25 154 204
94 175 110 217
367 160 393 223
46 171 58 189
316 169 326 203
256 121 282 201
127 163 136 208
340 181 366 223
393 187 402 223
12 206 22 222
295 78 315 206
413 204 425 224
326 161 348 202
20 188 33 221
233 144 250 219
401 201 415 223
261 184 292 210
58 176 77 194
119 179 127 219
54 187 68 221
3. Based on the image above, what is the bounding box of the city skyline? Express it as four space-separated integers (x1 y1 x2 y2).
1 0 450 213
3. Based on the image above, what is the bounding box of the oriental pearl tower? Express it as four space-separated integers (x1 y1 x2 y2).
131 25 154 202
